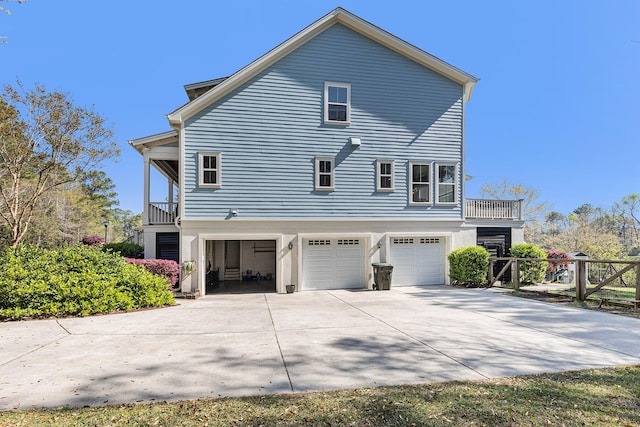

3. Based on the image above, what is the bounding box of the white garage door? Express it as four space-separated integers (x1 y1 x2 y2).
302 239 365 290
390 237 445 286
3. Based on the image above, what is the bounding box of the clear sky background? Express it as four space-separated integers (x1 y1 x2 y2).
2 1 639 216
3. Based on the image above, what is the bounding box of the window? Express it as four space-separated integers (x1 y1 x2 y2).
376 160 394 192
199 152 221 188
410 162 431 204
324 82 350 124
436 163 457 204
315 156 334 190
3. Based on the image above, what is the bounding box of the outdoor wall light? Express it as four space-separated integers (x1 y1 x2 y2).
288 241 294 250
377 241 383 249
230 209 238 217
349 137 361 149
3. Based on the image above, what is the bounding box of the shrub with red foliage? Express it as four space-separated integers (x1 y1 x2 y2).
81 235 105 246
545 248 571 271
126 258 180 289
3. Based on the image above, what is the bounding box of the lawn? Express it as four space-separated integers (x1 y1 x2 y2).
1 365 639 426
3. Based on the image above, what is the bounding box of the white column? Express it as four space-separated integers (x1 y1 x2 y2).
143 151 150 225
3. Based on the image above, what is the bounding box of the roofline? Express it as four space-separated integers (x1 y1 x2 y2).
167 7 479 126
128 130 178 154
183 77 230 92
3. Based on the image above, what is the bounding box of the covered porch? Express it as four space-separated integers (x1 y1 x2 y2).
129 131 180 261
129 130 180 227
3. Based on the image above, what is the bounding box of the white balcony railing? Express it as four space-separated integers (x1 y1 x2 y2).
465 199 523 220
148 202 177 224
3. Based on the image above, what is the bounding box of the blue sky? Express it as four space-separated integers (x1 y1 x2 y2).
1 1 639 216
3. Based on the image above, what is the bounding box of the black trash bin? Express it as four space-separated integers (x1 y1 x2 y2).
372 262 393 290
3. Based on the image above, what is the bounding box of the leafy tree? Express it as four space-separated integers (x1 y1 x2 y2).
544 211 565 236
620 194 640 250
479 180 550 222
79 170 119 211
0 81 118 247
110 208 142 242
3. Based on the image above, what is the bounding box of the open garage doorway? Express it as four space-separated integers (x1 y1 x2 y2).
205 239 276 294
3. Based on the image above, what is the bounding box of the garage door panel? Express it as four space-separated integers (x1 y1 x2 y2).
390 237 444 286
303 239 365 290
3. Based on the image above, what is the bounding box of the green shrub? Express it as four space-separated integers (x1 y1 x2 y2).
511 243 547 284
104 242 144 258
0 245 174 320
448 246 490 286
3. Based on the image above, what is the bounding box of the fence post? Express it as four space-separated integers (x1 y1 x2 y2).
636 263 640 302
576 260 586 301
488 260 494 285
513 259 520 290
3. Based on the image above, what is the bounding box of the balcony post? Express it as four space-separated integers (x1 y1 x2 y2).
517 199 524 221
143 150 150 226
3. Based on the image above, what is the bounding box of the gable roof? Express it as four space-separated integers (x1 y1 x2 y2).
167 7 478 126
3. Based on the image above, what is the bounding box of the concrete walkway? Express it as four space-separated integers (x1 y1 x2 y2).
1 285 640 410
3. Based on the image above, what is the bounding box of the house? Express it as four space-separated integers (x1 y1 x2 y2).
129 8 524 295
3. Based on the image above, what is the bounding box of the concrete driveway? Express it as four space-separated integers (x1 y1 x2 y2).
1 285 640 410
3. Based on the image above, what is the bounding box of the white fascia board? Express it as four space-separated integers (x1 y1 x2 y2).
167 8 479 126
128 130 179 154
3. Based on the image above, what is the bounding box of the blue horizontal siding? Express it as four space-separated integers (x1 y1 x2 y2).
183 23 464 220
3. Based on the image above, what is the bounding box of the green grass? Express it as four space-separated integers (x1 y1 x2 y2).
1 366 639 426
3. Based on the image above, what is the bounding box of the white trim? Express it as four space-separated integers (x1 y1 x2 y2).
178 125 186 220
166 8 478 126
323 82 351 125
179 218 466 225
129 130 178 148
144 146 179 161
198 152 221 188
408 161 432 205
376 159 395 192
196 234 283 294
435 162 459 205
315 156 335 191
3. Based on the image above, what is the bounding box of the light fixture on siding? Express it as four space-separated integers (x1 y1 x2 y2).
288 241 294 250
230 209 238 217
349 137 361 149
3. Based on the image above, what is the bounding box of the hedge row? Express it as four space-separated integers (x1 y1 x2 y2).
448 243 551 286
0 245 175 320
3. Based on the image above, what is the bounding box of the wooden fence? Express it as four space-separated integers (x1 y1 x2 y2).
489 257 640 304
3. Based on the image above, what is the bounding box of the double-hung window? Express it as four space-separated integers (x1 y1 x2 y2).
199 152 221 188
315 156 335 190
410 162 431 204
324 82 350 124
376 160 394 192
436 163 458 204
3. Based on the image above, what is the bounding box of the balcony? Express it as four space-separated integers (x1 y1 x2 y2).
465 199 523 221
148 202 177 225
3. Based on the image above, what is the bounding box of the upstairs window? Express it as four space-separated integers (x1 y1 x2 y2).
377 160 394 192
315 156 335 191
199 152 221 188
410 162 431 204
324 82 350 124
436 163 458 204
